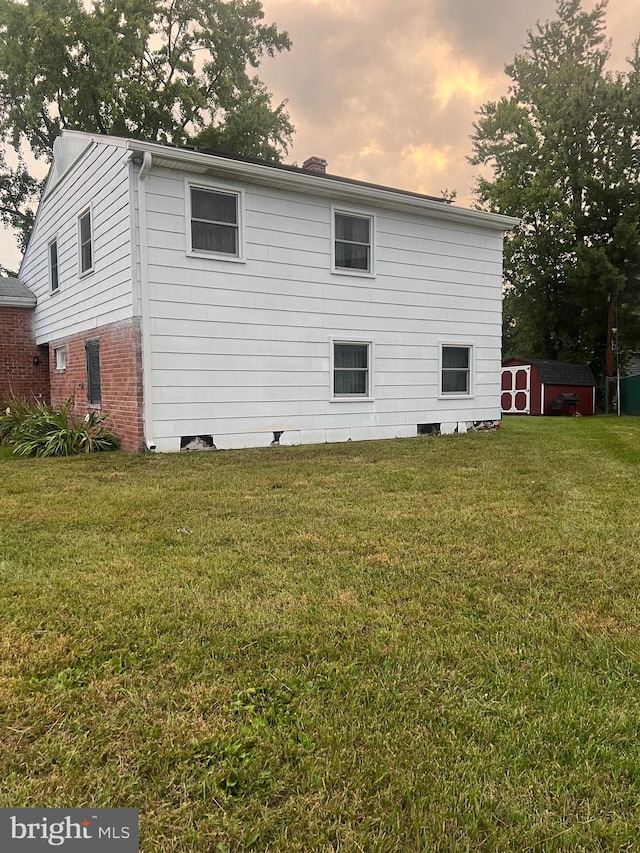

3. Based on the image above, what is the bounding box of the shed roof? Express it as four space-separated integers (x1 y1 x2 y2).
508 358 596 386
0 276 36 307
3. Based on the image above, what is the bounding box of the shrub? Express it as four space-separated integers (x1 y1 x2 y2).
0 397 40 445
0 398 119 457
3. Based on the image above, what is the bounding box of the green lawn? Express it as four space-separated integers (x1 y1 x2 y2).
2 417 640 852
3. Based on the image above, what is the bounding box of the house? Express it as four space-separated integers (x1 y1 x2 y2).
15 130 517 451
501 358 596 416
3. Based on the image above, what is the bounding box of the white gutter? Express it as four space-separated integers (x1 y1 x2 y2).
0 295 37 308
136 152 156 452
126 139 519 232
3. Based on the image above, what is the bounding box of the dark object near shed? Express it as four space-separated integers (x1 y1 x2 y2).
550 392 580 415
502 358 596 416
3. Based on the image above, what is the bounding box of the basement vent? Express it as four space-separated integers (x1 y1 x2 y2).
417 423 440 436
271 431 284 446
180 435 216 451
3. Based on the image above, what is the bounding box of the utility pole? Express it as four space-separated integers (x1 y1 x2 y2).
605 294 616 414
612 326 621 416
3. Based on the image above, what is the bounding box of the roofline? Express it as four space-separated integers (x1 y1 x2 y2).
19 129 518 280
0 294 36 308
122 137 518 231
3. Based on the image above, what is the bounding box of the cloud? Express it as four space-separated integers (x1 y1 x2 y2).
428 0 558 71
260 0 513 200
1 0 637 267
259 0 638 207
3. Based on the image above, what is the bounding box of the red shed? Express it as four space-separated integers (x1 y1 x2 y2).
501 358 596 416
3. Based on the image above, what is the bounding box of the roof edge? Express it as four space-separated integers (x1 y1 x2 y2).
0 294 36 308
0 275 37 307
121 136 519 231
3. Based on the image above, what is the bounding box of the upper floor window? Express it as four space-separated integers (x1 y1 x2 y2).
48 238 59 292
189 186 240 257
441 345 473 396
78 208 93 275
333 210 374 274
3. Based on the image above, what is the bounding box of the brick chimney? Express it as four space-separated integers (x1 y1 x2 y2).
302 156 327 175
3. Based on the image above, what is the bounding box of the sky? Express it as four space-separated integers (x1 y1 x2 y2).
3 0 639 272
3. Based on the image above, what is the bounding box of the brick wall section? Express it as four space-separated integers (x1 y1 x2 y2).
50 318 144 451
0 306 50 403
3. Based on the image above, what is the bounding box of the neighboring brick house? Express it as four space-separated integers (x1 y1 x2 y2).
0 276 49 404
17 130 517 452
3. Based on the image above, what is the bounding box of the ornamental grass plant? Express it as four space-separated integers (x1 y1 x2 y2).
0 397 119 456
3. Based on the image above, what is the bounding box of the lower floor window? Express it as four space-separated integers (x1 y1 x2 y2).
441 345 472 395
54 347 66 371
85 338 102 405
333 341 370 397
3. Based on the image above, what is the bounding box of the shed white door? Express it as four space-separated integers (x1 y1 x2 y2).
501 365 531 414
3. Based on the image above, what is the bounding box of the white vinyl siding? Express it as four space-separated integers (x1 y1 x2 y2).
143 166 502 450
22 139 134 343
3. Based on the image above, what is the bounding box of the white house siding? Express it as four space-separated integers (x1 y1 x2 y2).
21 139 133 344
143 166 504 452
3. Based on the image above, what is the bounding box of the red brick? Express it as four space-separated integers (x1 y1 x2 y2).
49 318 144 451
0 306 50 403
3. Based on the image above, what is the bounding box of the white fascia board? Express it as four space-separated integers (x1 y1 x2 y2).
125 139 520 233
0 295 36 308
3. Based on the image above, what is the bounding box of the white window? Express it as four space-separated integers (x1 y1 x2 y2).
48 238 59 292
54 347 66 371
78 208 93 275
332 340 372 398
440 345 473 396
333 210 374 274
188 184 241 258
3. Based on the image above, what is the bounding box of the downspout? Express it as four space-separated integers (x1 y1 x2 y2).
137 152 156 451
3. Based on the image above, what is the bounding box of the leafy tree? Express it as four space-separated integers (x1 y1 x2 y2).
0 0 293 250
469 0 640 392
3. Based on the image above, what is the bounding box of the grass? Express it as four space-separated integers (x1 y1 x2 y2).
1 416 640 851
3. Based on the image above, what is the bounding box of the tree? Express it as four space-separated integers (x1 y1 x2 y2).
469 0 640 398
0 0 293 250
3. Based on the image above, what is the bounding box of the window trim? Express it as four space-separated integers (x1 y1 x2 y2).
330 337 374 401
439 342 474 398
185 178 245 262
331 207 375 277
54 346 66 371
48 237 60 293
77 206 94 277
